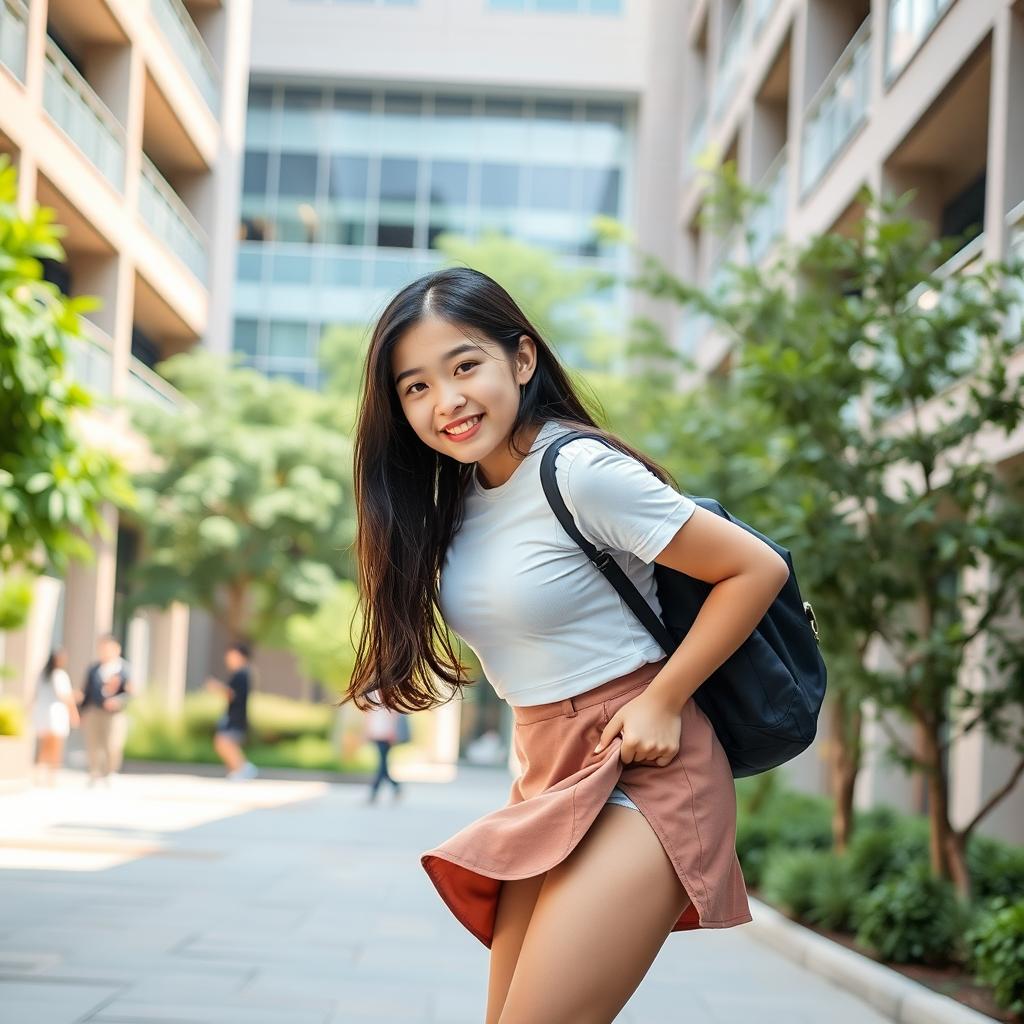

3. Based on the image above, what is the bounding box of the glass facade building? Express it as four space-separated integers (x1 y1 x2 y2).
234 85 633 385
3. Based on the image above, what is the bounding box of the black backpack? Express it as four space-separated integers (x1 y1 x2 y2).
540 430 827 779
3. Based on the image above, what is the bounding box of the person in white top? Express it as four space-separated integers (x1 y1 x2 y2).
339 266 789 1024
31 648 79 787
362 692 403 804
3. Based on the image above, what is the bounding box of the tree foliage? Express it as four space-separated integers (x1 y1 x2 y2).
628 166 1024 892
0 156 133 629
127 351 356 645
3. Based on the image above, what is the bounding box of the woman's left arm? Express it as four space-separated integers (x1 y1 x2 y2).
644 506 790 715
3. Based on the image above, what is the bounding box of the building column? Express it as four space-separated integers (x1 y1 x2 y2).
982 3 1024 263
143 602 191 716
62 505 118 693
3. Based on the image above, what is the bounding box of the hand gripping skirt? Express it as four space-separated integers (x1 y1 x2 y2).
420 657 753 948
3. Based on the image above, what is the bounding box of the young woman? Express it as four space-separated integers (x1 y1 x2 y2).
32 648 79 786
340 267 790 1024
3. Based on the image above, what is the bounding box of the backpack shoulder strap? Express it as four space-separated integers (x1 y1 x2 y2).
539 430 677 656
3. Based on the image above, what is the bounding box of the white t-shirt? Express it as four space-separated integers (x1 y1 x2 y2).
439 419 697 706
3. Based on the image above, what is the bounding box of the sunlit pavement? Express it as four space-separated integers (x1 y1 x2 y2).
0 766 891 1023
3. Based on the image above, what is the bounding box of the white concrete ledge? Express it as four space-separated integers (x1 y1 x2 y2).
747 897 995 1024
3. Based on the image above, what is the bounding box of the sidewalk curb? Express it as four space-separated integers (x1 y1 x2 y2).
746 897 995 1024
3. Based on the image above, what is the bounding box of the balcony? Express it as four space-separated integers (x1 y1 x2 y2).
748 146 788 263
713 2 748 119
69 322 114 398
43 38 125 190
139 153 208 281
69 321 187 411
686 96 708 169
886 0 954 82
752 0 776 35
150 0 219 112
127 356 185 410
800 17 871 197
0 0 27 81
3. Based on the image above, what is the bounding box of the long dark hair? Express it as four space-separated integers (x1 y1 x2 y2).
40 649 64 684
339 266 678 713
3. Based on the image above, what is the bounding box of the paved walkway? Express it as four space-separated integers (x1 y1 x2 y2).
0 765 891 1023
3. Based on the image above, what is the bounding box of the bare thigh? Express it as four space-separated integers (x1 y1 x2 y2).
497 804 690 1024
485 871 547 1024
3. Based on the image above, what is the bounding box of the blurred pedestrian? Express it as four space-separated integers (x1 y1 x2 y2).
31 648 79 787
205 641 257 781
77 634 132 787
363 692 407 804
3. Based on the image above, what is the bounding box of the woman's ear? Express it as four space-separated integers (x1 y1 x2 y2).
517 335 537 383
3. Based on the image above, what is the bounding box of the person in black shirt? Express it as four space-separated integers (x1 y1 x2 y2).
205 641 257 781
77 634 132 787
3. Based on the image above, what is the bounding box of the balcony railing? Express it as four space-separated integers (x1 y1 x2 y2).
713 1 748 119
150 0 219 112
0 0 27 81
748 146 788 264
43 38 125 189
69 321 187 411
68 322 114 398
686 97 708 169
800 17 871 197
752 0 777 35
127 356 184 410
886 0 954 82
139 153 208 281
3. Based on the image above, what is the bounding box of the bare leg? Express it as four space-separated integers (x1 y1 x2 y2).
214 733 245 773
485 871 547 1024
497 804 690 1024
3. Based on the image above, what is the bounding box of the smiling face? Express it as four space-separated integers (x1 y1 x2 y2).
391 315 537 474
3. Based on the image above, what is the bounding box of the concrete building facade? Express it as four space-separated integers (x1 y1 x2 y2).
0 0 252 744
679 0 1024 842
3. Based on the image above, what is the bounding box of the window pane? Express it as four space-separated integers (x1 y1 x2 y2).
383 92 422 114
234 319 259 355
535 100 574 122
428 160 470 206
528 165 574 209
323 254 363 286
277 153 319 198
379 158 419 201
376 222 416 248
243 151 269 195
589 0 623 12
480 163 520 207
332 90 373 112
268 321 309 358
274 202 319 243
434 94 474 117
537 0 580 10
237 248 262 281
282 86 322 111
483 97 525 119
328 155 369 199
323 217 366 245
580 166 621 215
271 250 315 284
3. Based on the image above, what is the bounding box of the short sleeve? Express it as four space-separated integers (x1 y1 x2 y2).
556 439 697 564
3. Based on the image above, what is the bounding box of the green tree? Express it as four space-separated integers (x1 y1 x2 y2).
0 156 133 630
127 351 356 645
630 169 1024 895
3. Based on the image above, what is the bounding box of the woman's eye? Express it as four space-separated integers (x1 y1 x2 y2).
405 362 477 396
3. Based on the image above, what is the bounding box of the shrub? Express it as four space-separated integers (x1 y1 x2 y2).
846 818 930 891
760 848 859 930
966 897 1024 1015
0 697 24 737
855 862 967 965
967 836 1024 905
735 788 832 887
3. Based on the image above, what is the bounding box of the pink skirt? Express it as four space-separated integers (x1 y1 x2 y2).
420 657 753 948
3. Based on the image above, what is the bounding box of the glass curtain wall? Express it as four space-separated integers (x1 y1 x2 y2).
234 84 632 387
